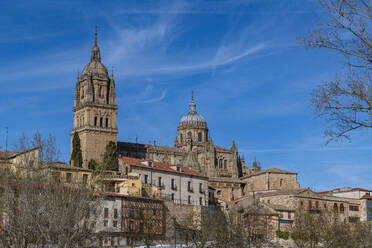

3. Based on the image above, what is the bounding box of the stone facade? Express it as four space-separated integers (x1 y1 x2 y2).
241 167 300 194
71 29 118 168
117 97 245 180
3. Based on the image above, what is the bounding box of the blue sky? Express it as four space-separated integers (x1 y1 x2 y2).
1 0 371 191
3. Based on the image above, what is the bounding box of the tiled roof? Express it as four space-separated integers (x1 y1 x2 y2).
0 151 19 159
120 156 208 179
258 189 308 197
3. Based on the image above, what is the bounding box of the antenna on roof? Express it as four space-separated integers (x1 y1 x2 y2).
5 127 8 152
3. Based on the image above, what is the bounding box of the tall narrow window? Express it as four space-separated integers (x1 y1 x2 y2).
200 197 203 205
81 87 85 99
94 117 97 126
334 203 338 212
66 173 72 183
99 86 103 97
340 204 344 213
104 208 109 218
180 134 183 143
105 118 108 128
224 160 227 169
114 208 118 219
188 196 191 204
219 159 223 168
100 117 103 127
158 177 162 187
280 179 283 187
308 200 312 210
198 132 202 142
188 131 192 139
144 175 148 184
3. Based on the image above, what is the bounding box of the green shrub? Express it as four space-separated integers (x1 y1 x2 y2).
277 231 289 240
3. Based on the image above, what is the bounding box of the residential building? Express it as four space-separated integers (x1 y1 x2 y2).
119 156 209 206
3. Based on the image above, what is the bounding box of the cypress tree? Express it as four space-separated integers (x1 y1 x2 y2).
70 132 83 167
103 141 118 171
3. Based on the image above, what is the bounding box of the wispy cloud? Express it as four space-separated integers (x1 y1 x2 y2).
143 89 167 104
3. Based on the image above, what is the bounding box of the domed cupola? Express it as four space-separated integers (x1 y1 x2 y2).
179 94 207 127
81 27 109 79
176 93 209 149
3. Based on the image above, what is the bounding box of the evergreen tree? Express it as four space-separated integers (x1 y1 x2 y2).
103 141 118 171
88 159 99 171
70 132 83 167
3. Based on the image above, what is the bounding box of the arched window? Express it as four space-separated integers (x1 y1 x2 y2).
300 201 304 208
105 118 108 128
81 87 85 99
77 118 80 128
280 179 283 187
324 203 327 209
308 200 312 210
82 117 84 126
198 132 202 142
340 204 344 213
219 159 223 168
188 132 192 139
94 116 97 126
99 86 103 98
333 203 338 212
180 134 183 143
224 160 227 169
100 117 103 127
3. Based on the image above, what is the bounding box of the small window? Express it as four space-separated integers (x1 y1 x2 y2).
83 174 88 184
340 204 344 213
200 197 203 205
308 200 312 210
100 117 103 127
280 179 283 187
198 132 202 142
188 131 192 139
324 203 327 209
99 85 103 97
113 221 117 228
217 190 221 196
199 183 203 193
334 203 338 212
144 175 148 184
316 201 319 208
105 118 108 128
94 117 97 126
188 196 191 204
66 173 72 183
103 220 108 227
114 208 118 219
158 177 162 187
180 134 183 143
300 201 304 208
104 208 109 218
81 87 85 99
224 160 227 169
171 193 175 201
219 159 223 169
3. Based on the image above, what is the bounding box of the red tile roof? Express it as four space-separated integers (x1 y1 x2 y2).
120 156 208 179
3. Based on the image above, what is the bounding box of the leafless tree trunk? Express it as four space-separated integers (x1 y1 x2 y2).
301 0 372 142
0 163 100 247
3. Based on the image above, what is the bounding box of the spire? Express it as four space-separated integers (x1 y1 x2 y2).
90 26 101 62
111 67 114 80
77 71 80 82
94 25 98 46
189 91 196 113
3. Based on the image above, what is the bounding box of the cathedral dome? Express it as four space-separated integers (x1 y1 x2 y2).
81 28 109 78
82 60 108 77
179 96 207 125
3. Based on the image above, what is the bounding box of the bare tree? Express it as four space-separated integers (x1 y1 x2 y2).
0 162 100 247
13 131 61 162
301 0 372 142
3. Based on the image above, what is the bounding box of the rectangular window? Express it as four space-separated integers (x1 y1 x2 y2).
104 208 109 218
103 220 108 227
144 175 148 184
129 208 134 218
114 208 118 219
171 193 175 201
100 117 103 127
94 117 97 126
199 183 203 193
188 181 193 192
158 177 162 187
83 174 88 184
113 221 117 228
200 197 203 205
105 118 108 128
188 196 191 204
66 173 72 183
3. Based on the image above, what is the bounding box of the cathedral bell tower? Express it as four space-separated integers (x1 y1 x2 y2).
71 28 118 168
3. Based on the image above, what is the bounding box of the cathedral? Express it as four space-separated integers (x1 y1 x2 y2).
71 31 257 195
